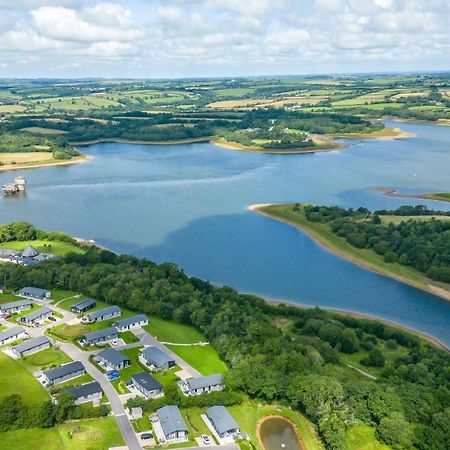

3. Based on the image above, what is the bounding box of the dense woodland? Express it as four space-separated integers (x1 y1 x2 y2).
0 224 449 449
304 205 450 283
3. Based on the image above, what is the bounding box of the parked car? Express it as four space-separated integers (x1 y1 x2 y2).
201 435 210 445
1 313 11 319
48 316 57 322
110 339 118 346
141 433 153 440
107 370 120 380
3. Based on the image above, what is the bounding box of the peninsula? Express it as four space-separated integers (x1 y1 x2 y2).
250 203 450 302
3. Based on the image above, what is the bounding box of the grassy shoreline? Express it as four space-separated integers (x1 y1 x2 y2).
374 187 450 203
249 203 450 310
0 154 91 172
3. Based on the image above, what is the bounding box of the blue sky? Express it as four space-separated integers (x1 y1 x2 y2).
0 0 449 78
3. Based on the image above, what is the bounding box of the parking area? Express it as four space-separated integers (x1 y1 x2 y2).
201 414 236 445
195 435 214 447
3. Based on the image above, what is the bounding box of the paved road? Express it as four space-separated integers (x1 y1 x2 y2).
122 326 201 378
60 342 142 450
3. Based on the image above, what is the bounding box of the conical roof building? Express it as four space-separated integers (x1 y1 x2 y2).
21 245 39 258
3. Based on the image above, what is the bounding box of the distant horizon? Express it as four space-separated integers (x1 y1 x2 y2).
1 69 450 82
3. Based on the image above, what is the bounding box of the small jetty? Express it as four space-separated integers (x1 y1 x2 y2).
2 176 26 195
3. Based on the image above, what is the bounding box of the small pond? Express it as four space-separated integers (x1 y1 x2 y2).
259 417 304 450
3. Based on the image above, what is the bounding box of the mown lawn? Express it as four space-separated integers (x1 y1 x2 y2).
0 240 83 256
0 417 125 450
144 316 206 344
346 424 390 450
0 352 49 406
228 399 324 450
17 347 72 372
166 344 227 375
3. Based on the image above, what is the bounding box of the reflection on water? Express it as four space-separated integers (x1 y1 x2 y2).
259 417 303 450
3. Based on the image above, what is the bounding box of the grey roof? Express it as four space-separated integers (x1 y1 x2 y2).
206 406 239 435
131 372 162 392
61 381 102 400
21 306 51 322
0 299 32 311
12 335 50 354
18 286 50 298
187 374 224 391
0 326 26 341
71 298 96 310
22 245 39 258
142 346 174 368
97 348 130 366
86 305 121 320
157 406 188 436
44 361 85 381
115 314 147 328
83 326 118 342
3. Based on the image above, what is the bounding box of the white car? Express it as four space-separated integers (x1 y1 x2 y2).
201 435 210 445
110 340 118 346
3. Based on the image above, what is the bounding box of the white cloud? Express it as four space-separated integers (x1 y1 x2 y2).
0 0 448 77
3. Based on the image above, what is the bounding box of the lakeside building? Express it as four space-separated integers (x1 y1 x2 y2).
0 299 32 315
156 405 188 442
80 327 118 346
12 335 51 358
43 361 85 386
114 314 148 331
19 307 52 326
71 298 96 314
140 346 175 372
0 326 27 345
0 246 55 267
82 305 121 323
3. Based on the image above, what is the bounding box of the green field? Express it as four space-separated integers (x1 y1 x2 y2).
0 239 83 256
0 352 49 406
256 204 450 298
166 344 227 375
144 316 206 344
17 347 71 372
0 417 125 450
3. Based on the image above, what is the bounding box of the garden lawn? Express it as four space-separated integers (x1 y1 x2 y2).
0 240 83 256
0 352 49 406
144 316 206 344
0 417 125 450
17 347 72 371
166 344 227 375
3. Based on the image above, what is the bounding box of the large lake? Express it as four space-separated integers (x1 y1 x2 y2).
1 121 449 345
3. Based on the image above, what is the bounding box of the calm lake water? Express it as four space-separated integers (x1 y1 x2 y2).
1 121 450 345
259 417 303 450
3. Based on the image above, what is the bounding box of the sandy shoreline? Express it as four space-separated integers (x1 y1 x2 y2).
0 154 92 172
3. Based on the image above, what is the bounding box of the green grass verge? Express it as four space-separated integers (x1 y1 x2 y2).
0 352 49 406
0 417 125 450
0 240 83 256
256 204 450 297
144 316 206 344
165 344 227 375
17 347 72 371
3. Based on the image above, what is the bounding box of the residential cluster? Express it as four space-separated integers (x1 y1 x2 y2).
0 285 246 448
